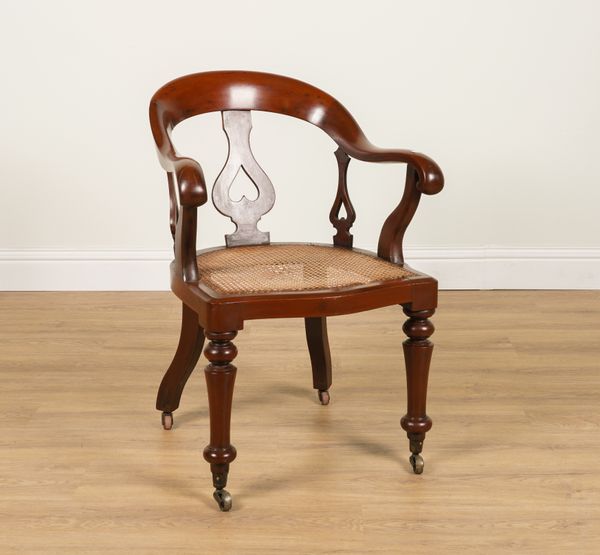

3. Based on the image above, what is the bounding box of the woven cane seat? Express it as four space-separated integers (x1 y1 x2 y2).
196 244 416 295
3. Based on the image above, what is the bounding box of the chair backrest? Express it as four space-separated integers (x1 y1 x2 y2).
149 71 363 247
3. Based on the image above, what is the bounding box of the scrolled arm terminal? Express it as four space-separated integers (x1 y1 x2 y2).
172 158 208 207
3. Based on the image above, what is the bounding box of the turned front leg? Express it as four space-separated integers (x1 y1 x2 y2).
203 331 238 511
401 306 434 474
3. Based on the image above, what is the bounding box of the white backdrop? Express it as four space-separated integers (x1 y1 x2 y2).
1 0 599 289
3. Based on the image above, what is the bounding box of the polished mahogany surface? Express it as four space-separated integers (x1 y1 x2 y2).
149 70 444 511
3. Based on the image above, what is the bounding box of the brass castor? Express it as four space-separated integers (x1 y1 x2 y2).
410 453 424 474
213 489 232 511
318 389 330 405
161 411 173 430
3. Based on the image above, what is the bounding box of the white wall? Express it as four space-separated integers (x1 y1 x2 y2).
1 0 599 289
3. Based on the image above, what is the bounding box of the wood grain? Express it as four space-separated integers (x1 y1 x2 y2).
1 291 599 554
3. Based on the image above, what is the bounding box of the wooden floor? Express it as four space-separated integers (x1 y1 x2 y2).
1 291 599 554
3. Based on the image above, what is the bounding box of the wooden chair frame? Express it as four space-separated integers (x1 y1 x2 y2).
149 71 444 511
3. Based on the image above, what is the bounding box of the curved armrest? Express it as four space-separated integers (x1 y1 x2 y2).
345 141 444 195
150 101 208 207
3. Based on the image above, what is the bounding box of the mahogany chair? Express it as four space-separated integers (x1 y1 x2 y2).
149 71 444 511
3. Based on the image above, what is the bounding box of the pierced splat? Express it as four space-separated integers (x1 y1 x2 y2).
212 110 276 247
329 147 356 247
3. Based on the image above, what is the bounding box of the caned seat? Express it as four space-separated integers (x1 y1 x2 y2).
149 70 444 512
196 244 417 296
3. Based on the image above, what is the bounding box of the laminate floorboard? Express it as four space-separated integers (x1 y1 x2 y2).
1 291 598 554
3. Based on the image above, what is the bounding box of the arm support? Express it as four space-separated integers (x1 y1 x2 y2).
377 166 422 265
173 205 199 283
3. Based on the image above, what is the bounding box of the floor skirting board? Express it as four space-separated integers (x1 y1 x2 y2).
0 248 599 291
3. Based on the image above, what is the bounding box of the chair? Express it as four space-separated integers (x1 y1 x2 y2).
149 71 444 511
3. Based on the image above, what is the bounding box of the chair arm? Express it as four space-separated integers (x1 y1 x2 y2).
340 140 444 264
343 143 444 266
150 98 208 207
345 142 444 195
161 154 202 282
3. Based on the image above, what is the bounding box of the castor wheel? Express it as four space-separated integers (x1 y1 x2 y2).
161 411 173 430
410 454 424 474
213 489 232 512
318 389 330 405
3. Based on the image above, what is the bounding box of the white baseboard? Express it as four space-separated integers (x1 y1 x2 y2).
0 248 599 291
0 250 171 291
405 248 600 290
